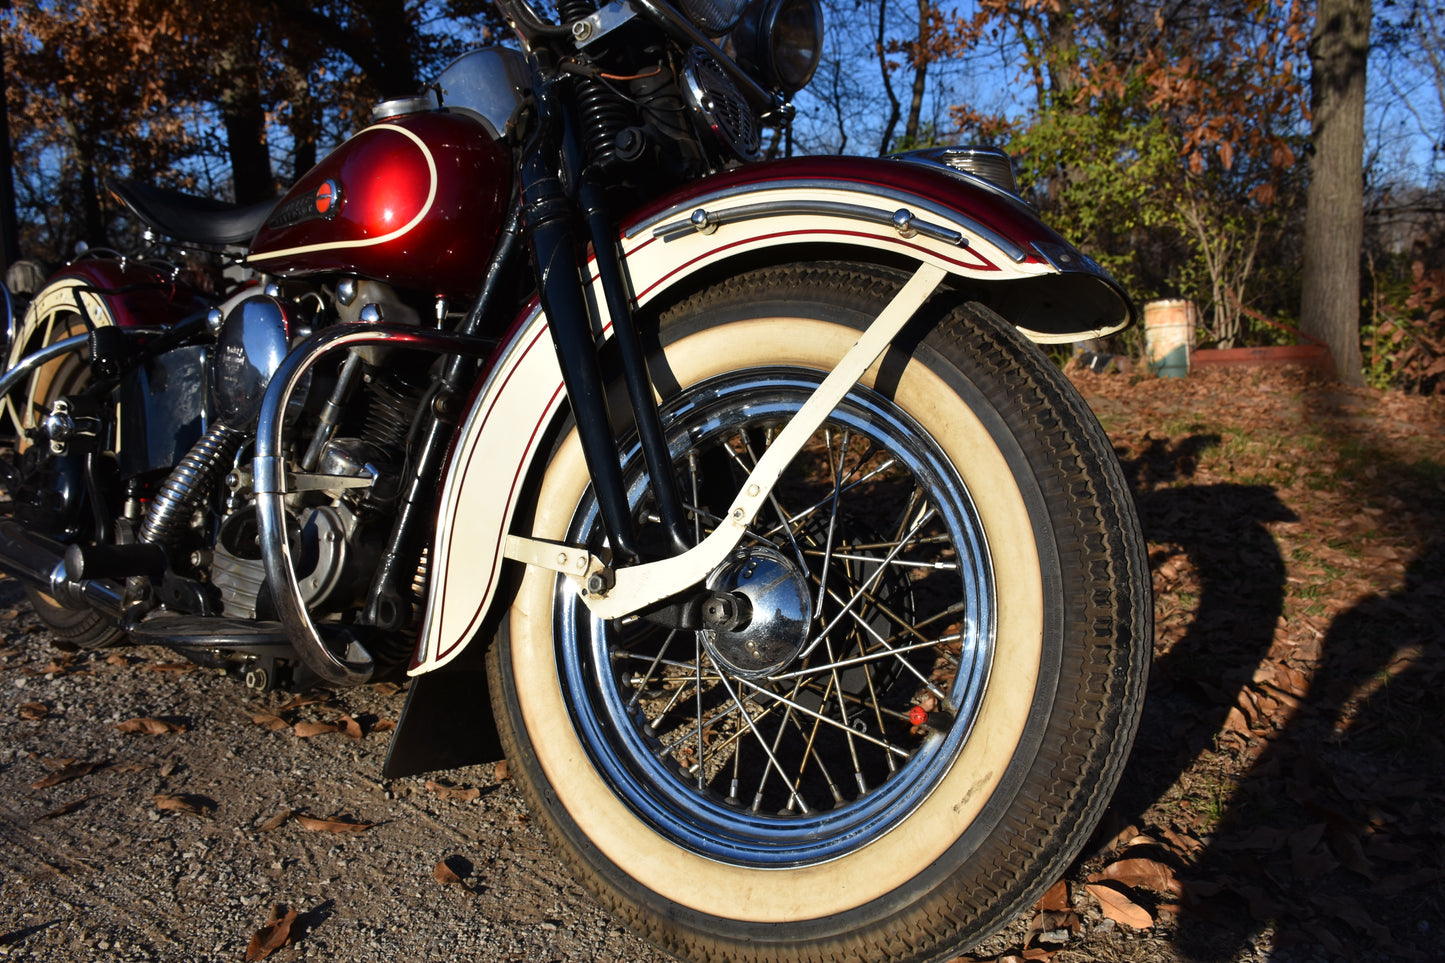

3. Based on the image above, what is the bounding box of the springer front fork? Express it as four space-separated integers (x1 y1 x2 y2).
509 53 950 621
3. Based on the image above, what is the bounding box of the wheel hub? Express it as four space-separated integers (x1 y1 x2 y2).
701 545 812 678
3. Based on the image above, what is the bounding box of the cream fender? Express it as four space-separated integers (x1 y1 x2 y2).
412 174 1127 673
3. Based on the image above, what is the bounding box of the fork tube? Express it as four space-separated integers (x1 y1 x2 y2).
579 172 690 554
521 64 641 562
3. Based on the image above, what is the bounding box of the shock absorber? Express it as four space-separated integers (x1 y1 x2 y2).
558 0 633 169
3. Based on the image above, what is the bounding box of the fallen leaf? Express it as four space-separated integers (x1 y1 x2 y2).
293 721 338 738
145 662 194 673
246 905 297 962
31 761 102 790
258 810 293 832
277 694 328 712
113 717 184 735
153 793 211 816
372 719 396 733
295 814 374 834
337 714 363 740
106 654 127 666
493 760 510 781
434 861 464 886
426 780 481 803
1035 878 1070 912
1093 857 1183 896
1085 882 1154 929
371 682 402 696
112 762 147 773
39 796 98 819
248 712 289 731
18 702 48 720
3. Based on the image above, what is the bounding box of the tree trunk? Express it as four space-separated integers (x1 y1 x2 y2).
216 36 276 205
1300 0 1370 384
0 16 22 272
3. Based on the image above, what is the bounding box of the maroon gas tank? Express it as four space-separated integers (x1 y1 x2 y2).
246 110 511 298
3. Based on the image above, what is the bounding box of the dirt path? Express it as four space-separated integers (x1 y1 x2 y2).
2 365 1441 963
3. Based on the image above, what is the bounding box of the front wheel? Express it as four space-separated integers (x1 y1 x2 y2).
490 263 1149 963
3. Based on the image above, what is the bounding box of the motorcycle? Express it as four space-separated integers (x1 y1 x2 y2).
0 0 1151 959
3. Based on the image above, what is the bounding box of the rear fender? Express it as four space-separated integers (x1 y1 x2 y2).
410 155 1131 674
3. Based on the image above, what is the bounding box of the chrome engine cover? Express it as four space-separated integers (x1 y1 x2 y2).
211 294 293 426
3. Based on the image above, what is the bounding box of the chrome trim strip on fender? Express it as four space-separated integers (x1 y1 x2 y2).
626 178 1030 262
654 201 968 249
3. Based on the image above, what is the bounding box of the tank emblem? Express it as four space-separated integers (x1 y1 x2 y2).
315 180 342 217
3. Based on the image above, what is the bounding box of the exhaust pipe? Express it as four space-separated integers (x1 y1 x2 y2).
0 519 125 617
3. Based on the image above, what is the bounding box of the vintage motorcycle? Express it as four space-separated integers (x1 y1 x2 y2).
0 0 1150 959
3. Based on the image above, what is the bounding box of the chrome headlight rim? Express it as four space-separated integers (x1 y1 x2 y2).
732 0 823 95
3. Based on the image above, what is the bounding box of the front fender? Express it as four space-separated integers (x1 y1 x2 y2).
411 155 1130 674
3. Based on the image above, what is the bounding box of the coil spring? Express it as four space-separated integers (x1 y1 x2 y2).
139 423 245 547
361 374 421 456
577 76 631 168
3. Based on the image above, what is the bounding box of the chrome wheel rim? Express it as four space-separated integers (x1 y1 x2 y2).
555 369 995 867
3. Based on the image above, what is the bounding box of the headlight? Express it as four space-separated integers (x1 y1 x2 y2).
679 0 750 35
732 0 823 94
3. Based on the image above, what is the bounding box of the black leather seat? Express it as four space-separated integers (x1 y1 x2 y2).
107 178 280 246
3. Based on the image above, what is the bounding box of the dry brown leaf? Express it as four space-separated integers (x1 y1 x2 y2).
372 719 396 733
39 795 97 819
337 714 363 740
1093 857 1183 896
493 759 510 781
1085 882 1154 929
258 809 293 832
145 662 194 673
248 712 289 731
31 761 101 789
426 780 481 803
1035 878 1070 912
277 694 328 712
18 702 48 720
105 654 127 666
113 717 184 735
371 682 402 696
433 861 464 886
293 720 338 738
295 814 374 834
153 793 209 816
245 905 297 962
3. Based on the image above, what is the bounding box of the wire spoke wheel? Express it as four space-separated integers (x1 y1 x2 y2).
491 262 1150 963
559 370 992 864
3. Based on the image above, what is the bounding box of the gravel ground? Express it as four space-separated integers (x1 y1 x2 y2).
0 574 669 963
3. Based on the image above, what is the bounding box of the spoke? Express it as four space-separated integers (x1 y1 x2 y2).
693 637 706 790
767 634 960 681
654 686 744 761
798 503 936 661
801 549 958 571
814 580 951 704
762 456 897 541
713 671 811 814
624 629 684 709
737 678 913 759
813 427 849 622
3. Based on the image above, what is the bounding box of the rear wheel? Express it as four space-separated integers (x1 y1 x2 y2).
490 263 1149 962
9 286 124 650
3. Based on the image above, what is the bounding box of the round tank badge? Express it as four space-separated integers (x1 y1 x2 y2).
315 180 342 218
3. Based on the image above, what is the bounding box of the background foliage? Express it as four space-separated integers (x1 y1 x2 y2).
2 0 1442 388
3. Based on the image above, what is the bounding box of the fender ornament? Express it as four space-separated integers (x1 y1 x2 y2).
503 261 949 619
